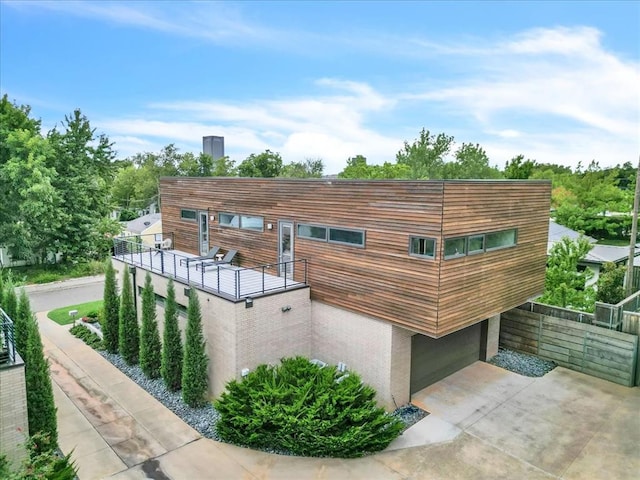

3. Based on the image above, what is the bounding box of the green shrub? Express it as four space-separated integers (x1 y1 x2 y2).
85 309 99 319
30 272 62 284
214 357 403 458
0 433 77 479
70 324 103 349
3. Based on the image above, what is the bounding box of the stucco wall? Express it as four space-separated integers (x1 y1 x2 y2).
0 363 28 468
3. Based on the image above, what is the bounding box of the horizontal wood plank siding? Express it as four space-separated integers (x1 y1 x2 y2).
437 181 550 336
501 307 639 386
161 178 549 337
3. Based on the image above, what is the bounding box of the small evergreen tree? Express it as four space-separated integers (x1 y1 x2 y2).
182 288 208 407
118 269 139 364
597 262 626 304
3 280 18 324
140 273 161 378
25 315 58 447
102 261 120 353
14 289 32 359
161 279 183 391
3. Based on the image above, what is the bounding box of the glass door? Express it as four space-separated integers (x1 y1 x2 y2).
278 221 294 279
199 211 209 256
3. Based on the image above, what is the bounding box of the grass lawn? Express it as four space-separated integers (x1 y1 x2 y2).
48 300 104 325
596 238 631 246
6 260 106 286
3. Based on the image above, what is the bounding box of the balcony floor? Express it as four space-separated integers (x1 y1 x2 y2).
114 249 305 300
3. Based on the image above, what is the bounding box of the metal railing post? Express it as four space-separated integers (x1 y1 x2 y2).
236 270 240 299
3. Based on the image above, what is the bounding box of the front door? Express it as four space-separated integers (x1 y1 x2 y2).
199 211 209 256
278 221 294 278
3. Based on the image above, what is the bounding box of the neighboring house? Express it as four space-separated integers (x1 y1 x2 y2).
113 178 551 409
547 219 639 286
120 213 163 248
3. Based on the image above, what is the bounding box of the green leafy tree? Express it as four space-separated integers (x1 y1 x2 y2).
237 150 283 177
538 236 596 311
25 314 58 447
102 261 120 353
596 262 626 304
443 143 502 179
161 279 183 391
215 357 404 458
504 154 537 179
140 273 161 378
118 269 139 364
211 155 237 177
281 158 324 178
182 288 208 406
15 288 32 359
396 128 454 179
47 109 117 262
339 155 411 179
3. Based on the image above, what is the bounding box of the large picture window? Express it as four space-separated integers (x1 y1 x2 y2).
486 229 517 250
409 237 436 258
296 223 365 247
297 224 327 241
219 212 263 231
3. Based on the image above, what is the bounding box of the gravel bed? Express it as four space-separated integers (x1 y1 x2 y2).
488 347 556 377
99 351 222 441
393 404 429 430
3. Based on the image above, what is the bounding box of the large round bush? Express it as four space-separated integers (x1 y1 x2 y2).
214 357 403 458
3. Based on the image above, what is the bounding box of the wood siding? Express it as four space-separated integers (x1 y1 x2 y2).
160 178 550 337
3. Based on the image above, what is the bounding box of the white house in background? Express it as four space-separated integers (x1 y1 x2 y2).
548 219 639 286
121 213 162 248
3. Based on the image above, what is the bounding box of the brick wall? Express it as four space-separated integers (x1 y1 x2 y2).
311 302 412 410
0 363 28 467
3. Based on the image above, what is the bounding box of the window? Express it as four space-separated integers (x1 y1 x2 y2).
297 224 327 241
486 229 517 250
444 237 467 258
410 237 436 258
467 234 485 254
180 209 197 221
240 215 264 231
329 227 365 247
219 212 240 228
219 212 263 231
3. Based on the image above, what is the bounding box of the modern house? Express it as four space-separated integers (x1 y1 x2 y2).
112 178 551 409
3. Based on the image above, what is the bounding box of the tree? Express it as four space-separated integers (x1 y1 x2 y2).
281 158 324 178
2 279 18 323
237 150 283 177
182 288 208 407
596 262 626 304
161 279 183 391
15 289 32 359
504 154 537 179
47 109 118 262
211 155 237 177
118 269 139 364
395 128 454 179
102 261 120 353
339 155 411 179
443 143 502 179
538 236 596 311
140 273 161 378
24 314 58 447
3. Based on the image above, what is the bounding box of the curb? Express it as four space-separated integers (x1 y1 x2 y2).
18 275 106 294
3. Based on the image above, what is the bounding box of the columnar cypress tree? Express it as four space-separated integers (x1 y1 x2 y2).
140 273 161 378
25 315 58 449
102 261 120 353
3 281 18 324
161 279 182 391
15 289 32 359
118 269 139 365
182 288 208 407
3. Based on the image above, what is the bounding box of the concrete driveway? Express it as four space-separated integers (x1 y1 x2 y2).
40 310 639 479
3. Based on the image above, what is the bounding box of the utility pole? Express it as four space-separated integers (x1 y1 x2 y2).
625 156 640 296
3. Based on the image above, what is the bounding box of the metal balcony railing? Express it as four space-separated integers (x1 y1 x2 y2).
0 307 17 366
112 234 307 301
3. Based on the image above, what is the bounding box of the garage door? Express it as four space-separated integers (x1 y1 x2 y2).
410 322 482 393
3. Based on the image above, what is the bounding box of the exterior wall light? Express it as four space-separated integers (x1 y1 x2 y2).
281 305 292 312
184 287 191 297
245 297 253 308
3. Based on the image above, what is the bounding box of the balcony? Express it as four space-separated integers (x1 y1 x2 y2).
0 307 17 367
112 235 307 301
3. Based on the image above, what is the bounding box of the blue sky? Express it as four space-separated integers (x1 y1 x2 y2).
1 1 639 174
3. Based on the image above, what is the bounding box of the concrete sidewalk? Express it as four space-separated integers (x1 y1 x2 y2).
22 275 105 294
39 310 640 479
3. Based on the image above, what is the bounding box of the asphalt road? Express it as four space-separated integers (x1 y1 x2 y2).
22 276 105 313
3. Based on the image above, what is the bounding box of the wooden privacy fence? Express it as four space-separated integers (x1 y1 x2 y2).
501 307 639 387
